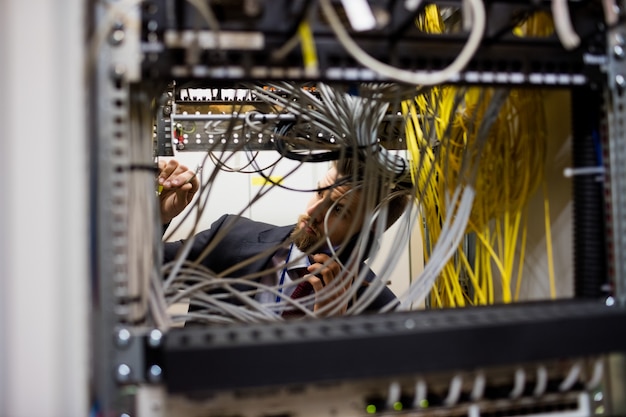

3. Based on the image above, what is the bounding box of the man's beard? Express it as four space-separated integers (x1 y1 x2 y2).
290 214 323 252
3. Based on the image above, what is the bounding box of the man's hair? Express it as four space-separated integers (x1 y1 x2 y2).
333 157 412 231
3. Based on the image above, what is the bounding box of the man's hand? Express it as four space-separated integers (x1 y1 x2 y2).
306 253 352 315
158 159 200 224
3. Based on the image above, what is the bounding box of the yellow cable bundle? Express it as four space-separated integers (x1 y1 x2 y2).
406 6 555 307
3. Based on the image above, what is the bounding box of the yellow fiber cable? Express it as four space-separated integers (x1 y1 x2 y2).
543 180 557 299
298 20 318 73
458 247 486 303
514 207 529 301
405 6 554 308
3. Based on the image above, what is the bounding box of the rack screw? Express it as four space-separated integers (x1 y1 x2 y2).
148 364 163 382
116 364 132 383
109 22 125 45
148 329 163 347
115 328 132 348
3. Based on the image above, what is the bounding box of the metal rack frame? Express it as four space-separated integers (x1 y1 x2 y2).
89 0 626 415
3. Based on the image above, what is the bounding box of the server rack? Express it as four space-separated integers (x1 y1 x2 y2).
88 1 626 416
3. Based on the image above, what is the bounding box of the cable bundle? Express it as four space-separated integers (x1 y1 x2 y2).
159 82 420 323
405 6 556 307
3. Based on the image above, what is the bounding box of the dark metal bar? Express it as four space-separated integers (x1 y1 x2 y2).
160 299 626 394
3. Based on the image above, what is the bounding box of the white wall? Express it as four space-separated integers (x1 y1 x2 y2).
515 89 574 300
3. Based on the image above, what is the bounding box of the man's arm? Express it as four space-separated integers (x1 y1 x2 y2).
163 214 231 265
158 159 200 224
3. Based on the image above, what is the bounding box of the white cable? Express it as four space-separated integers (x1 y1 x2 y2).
348 199 417 314
534 365 548 397
150 270 173 331
388 185 475 310
585 358 604 391
602 0 619 26
551 0 581 50
467 404 481 417
443 374 463 406
252 81 409 178
319 0 486 86
185 0 221 33
386 88 507 311
462 0 473 32
404 0 423 12
470 371 486 401
563 166 605 178
413 379 428 408
386 381 402 409
559 361 582 392
129 96 160 326
162 82 419 322
509 368 526 399
340 0 377 31
316 182 397 316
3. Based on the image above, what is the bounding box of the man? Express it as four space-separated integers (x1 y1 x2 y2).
158 157 411 319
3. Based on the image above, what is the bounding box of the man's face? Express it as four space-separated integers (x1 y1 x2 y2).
291 167 364 252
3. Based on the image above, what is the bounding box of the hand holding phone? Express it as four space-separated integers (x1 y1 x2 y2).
306 252 351 315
